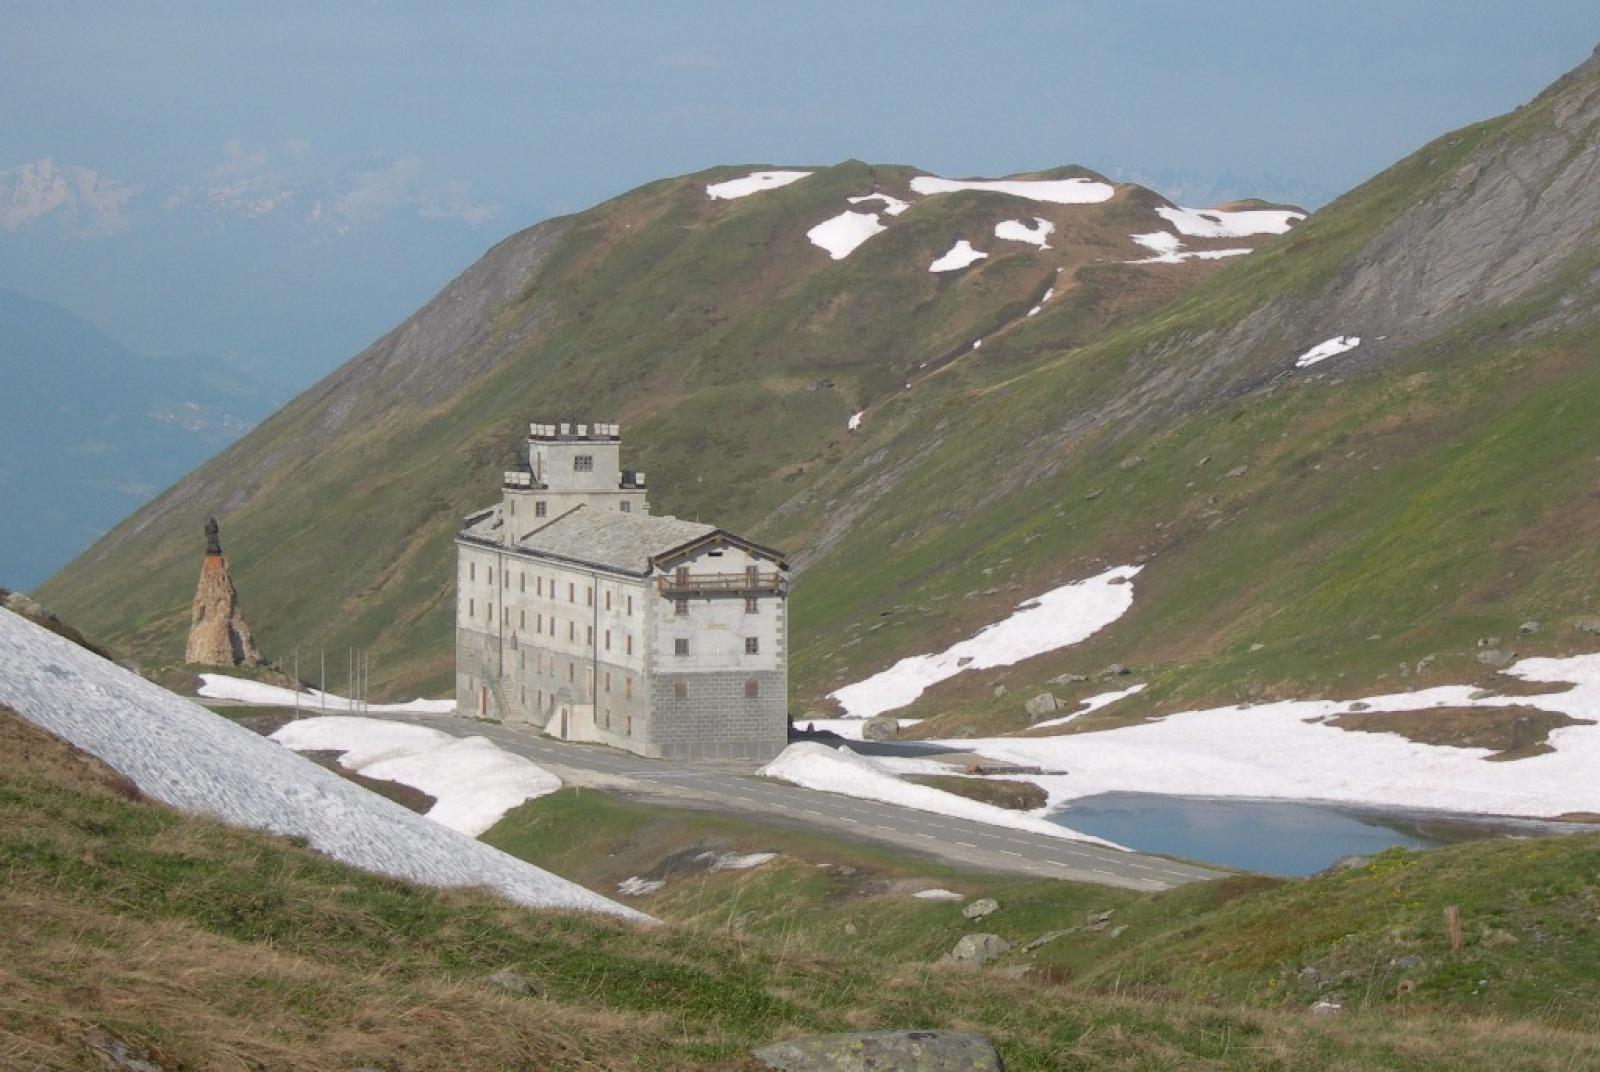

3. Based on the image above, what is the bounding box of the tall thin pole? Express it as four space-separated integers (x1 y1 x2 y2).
293 647 300 720
348 647 354 712
320 649 326 714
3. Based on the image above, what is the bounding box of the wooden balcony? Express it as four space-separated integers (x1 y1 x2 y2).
657 570 785 596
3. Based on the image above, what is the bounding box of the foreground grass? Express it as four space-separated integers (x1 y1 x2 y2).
10 710 1600 1070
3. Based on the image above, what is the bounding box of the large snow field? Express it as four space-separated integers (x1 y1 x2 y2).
929 239 989 272
829 565 1143 718
956 654 1600 820
761 742 1119 847
994 217 1055 248
909 175 1114 204
198 672 454 714
272 716 560 836
705 170 812 200
0 609 646 921
1127 230 1252 265
1155 204 1304 238
1295 335 1362 367
808 210 887 259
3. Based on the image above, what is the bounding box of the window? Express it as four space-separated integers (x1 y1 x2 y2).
519 572 525 592
626 634 633 655
585 625 593 647
468 598 475 617
674 680 688 698
568 621 575 641
487 601 494 623
627 595 634 616
620 501 632 513
536 576 543 597
568 582 575 603
535 500 547 517
536 612 542 632
503 569 508 589
675 600 689 618
604 709 611 729
744 678 760 699
586 586 593 607
520 685 526 703
489 567 494 585
469 562 476 581
745 565 759 584
549 616 556 637
568 662 575 682
604 629 611 651
674 638 689 656
509 499 515 515
625 714 633 736
745 637 760 655
744 596 759 614
604 671 611 692
519 610 526 629
625 676 633 698
573 454 593 472
605 590 612 611
519 650 525 669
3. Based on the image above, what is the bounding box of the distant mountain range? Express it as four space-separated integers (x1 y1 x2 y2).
0 289 281 588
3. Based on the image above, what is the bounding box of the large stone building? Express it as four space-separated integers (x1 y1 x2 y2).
455 421 790 761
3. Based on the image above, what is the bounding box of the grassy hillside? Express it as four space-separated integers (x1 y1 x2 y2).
9 706 1600 1070
32 162 1290 699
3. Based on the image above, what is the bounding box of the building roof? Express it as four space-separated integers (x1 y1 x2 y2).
518 508 716 574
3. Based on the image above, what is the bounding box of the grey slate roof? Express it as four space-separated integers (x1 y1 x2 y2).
512 506 715 575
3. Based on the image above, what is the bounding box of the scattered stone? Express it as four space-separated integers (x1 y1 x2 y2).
1477 649 1517 670
1084 489 1105 501
1024 693 1062 718
861 716 900 742
486 968 541 996
995 965 1033 980
1320 855 1373 875
1390 954 1423 970
1297 966 1323 991
1108 925 1129 939
86 1032 164 1072
844 922 858 937
1085 910 1115 931
1119 454 1145 471
1519 620 1541 635
1048 672 1088 686
992 685 1007 698
1195 455 1212 467
1415 654 1436 674
1249 642 1265 652
962 897 1000 921
1097 663 1130 679
1310 999 1344 1017
729 911 756 933
1575 617 1600 636
1023 929 1072 952
1468 689 1495 700
1347 701 1372 712
943 933 1011 967
956 656 974 667
1224 465 1248 479
752 1030 1003 1071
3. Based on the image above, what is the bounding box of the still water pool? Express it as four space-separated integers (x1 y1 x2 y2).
1049 792 1580 876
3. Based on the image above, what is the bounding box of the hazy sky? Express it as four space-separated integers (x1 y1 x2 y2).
2 2 1596 384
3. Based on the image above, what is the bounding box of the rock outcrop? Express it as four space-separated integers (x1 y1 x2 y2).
184 519 262 667
752 1029 1003 1071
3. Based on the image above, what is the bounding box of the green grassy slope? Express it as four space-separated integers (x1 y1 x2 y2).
35 160 1272 697
9 707 1600 1070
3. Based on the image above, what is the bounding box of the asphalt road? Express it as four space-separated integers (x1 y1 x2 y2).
377 712 1223 892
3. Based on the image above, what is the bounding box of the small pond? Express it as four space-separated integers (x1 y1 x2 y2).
1049 792 1586 876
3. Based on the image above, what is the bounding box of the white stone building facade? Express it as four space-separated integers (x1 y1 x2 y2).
455 421 789 761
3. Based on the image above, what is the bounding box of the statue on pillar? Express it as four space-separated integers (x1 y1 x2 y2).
205 516 223 555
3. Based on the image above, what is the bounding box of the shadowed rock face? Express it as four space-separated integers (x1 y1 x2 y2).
184 529 262 667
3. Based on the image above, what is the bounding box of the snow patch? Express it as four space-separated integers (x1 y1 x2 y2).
828 565 1142 718
1155 204 1304 238
994 217 1055 248
929 239 988 273
198 672 454 715
1031 684 1148 729
910 175 1114 205
847 410 864 432
913 888 964 901
706 170 812 200
617 876 664 896
808 210 886 260
760 742 1118 847
1295 335 1362 368
953 652 1600 820
1129 247 1253 265
1026 286 1055 318
0 608 644 920
698 850 778 871
848 191 910 216
271 716 560 837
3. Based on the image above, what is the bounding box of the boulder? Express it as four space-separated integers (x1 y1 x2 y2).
1084 910 1115 931
1048 672 1088 686
1096 663 1130 679
943 933 1011 967
752 1030 1003 1071
1575 617 1600 636
860 716 900 742
962 897 999 921
1476 649 1517 670
1022 929 1072 952
1519 620 1541 635
1024 693 1061 719
487 968 541 996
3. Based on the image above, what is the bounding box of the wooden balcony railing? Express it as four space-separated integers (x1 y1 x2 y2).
657 570 785 596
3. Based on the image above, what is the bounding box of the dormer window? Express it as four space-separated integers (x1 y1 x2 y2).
535 501 547 517
573 455 594 472
619 500 632 513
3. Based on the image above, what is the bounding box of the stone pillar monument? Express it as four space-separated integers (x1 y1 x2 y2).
184 517 264 666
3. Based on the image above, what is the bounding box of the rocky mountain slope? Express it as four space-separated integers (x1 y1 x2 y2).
33 159 1293 692
38 46 1600 727
0 289 280 587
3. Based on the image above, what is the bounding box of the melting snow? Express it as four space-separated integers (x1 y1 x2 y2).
1030 684 1148 729
272 716 560 836
1127 229 1252 265
698 850 778 871
848 191 911 216
1295 335 1362 367
760 742 1118 846
1026 286 1055 317
706 170 812 200
829 565 1142 718
952 653 1600 819
0 608 645 920
1155 204 1303 238
198 672 455 714
994 217 1055 248
617 876 665 896
1131 231 1182 255
808 210 887 259
913 888 964 901
910 175 1114 205
929 239 988 273
847 410 864 432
